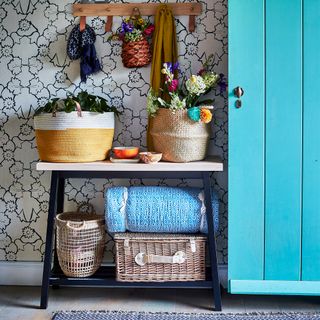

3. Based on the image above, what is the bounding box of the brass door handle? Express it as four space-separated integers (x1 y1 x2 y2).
234 86 244 98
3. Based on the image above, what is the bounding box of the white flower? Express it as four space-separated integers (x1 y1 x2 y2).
161 63 174 82
146 89 160 116
169 93 186 112
185 75 206 96
157 97 168 107
202 72 220 90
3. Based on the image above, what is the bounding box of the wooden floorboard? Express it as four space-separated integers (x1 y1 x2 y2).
0 286 320 320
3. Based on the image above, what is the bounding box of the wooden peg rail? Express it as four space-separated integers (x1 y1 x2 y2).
73 3 202 32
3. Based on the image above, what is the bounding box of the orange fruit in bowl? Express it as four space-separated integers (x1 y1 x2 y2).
112 147 139 159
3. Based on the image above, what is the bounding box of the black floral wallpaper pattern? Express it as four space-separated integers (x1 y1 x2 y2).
0 0 228 263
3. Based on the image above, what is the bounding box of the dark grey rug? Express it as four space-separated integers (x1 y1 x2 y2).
52 311 320 320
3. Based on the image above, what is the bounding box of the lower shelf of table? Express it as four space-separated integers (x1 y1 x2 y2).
49 265 213 289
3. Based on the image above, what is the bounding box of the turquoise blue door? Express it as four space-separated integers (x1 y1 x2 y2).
228 0 320 294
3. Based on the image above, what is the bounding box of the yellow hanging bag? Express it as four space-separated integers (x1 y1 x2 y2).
147 4 178 149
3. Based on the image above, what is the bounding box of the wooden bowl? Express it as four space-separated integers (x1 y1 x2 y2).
113 147 139 159
139 152 162 164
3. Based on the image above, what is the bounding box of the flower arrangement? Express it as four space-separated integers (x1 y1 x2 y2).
147 58 223 124
109 13 154 68
109 16 155 43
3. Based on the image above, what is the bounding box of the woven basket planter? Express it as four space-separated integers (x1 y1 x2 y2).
121 38 151 68
150 109 210 162
55 206 105 278
114 233 206 282
34 111 114 162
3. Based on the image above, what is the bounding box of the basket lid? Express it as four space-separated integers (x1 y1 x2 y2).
113 233 206 241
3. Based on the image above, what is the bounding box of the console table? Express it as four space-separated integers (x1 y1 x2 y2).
37 157 223 311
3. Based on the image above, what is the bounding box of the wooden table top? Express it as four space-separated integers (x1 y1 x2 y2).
36 156 223 172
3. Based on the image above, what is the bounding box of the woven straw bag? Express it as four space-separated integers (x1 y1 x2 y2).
34 111 114 162
150 108 210 162
121 37 151 68
55 203 105 278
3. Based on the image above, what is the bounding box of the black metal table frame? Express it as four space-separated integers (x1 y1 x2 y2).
40 170 222 311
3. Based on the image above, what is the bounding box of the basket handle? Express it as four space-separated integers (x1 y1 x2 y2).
66 221 86 230
51 99 82 117
76 202 95 214
74 101 82 117
135 251 186 267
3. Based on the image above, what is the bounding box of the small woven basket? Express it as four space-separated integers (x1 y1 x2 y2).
150 108 210 162
121 38 151 68
114 233 206 282
55 204 105 278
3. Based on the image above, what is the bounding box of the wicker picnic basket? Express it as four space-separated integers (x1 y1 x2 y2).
55 204 105 278
114 233 206 282
121 38 151 68
150 108 210 162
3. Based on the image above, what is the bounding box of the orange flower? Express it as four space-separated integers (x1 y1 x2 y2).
200 108 212 123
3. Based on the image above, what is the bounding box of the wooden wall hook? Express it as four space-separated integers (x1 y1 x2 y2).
80 16 86 32
189 15 196 32
105 16 113 32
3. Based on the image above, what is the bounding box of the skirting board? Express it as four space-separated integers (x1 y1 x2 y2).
0 262 228 287
229 280 320 296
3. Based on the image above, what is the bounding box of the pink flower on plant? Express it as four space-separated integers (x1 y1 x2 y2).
168 79 179 92
144 24 155 36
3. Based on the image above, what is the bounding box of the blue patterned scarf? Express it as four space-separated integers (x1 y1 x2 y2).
67 24 101 82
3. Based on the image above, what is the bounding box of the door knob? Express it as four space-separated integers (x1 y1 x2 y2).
234 86 244 98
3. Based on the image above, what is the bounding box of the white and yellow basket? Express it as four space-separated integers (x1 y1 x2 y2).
34 111 114 163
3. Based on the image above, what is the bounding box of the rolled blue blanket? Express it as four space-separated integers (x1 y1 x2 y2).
105 186 219 234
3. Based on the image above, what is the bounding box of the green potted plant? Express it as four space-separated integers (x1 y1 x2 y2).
34 91 120 163
147 59 223 162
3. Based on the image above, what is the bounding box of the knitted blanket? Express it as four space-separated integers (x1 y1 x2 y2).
105 186 219 234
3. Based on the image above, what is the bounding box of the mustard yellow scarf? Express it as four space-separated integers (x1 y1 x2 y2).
147 4 178 149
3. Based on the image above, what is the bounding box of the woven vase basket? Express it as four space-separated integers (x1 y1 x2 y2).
121 38 151 68
34 111 114 163
150 108 210 162
55 204 105 278
114 233 206 282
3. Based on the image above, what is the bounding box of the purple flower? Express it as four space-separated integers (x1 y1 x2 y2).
165 62 179 73
173 62 179 72
164 62 171 71
121 21 133 33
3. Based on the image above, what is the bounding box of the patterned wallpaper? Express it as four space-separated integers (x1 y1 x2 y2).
0 0 228 263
